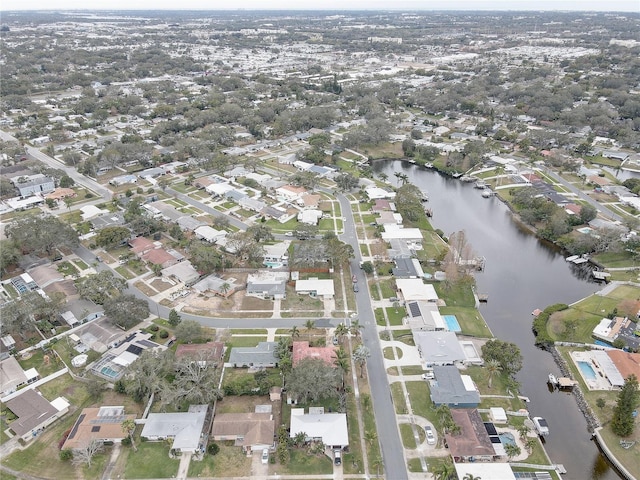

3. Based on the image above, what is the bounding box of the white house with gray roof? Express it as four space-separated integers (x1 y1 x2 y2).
228 342 278 368
141 404 208 454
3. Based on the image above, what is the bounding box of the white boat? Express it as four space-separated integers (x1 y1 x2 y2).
548 373 557 385
481 189 493 198
533 416 550 436
565 255 579 262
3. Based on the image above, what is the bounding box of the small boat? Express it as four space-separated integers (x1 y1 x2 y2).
481 189 493 198
548 373 557 386
420 190 429 202
565 255 579 262
474 180 487 189
533 416 549 436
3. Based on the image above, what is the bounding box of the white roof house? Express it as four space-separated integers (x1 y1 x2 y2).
295 278 335 298
141 405 208 453
205 183 234 197
413 331 466 367
297 209 323 225
381 226 423 241
194 225 227 244
290 409 348 449
365 186 396 200
454 463 516 480
395 279 438 302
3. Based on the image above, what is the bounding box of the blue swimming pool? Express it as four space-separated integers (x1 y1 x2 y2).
498 432 516 447
443 315 461 332
577 361 597 381
264 261 284 268
101 366 120 379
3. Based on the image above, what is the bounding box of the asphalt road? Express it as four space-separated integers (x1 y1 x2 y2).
336 194 408 480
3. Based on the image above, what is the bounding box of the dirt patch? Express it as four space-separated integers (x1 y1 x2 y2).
134 280 157 296
241 295 273 310
149 278 174 292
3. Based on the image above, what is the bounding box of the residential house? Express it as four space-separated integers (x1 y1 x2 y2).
194 225 227 244
405 301 446 331
91 212 126 230
176 216 206 232
365 186 396 200
263 241 290 266
141 405 208 455
297 209 323 225
109 174 138 187
376 211 403 225
162 261 201 286
239 196 267 213
5 389 69 442
289 408 348 450
246 272 287 300
298 194 321 209
413 331 466 367
371 199 392 213
211 411 275 452
295 278 335 299
62 406 137 450
445 409 497 462
381 225 423 241
275 185 307 203
395 278 438 302
1 335 16 351
392 257 424 278
228 342 278 368
60 298 104 327
454 464 517 480
45 188 76 201
429 365 480 408
192 275 239 297
292 341 336 367
11 174 55 197
260 205 291 223
0 356 39 396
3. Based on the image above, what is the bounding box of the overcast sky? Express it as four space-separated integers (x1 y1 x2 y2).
1 0 639 12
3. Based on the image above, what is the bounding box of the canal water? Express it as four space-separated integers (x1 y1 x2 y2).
372 160 619 480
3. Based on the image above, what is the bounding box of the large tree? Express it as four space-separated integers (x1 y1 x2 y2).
75 270 126 305
95 226 131 250
287 357 340 404
481 339 523 378
171 354 223 405
611 374 639 437
6 214 78 255
104 294 149 329
0 239 20 276
174 319 203 344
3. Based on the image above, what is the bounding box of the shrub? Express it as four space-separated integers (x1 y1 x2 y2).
121 437 132 446
59 449 73 461
159 330 169 339
208 442 220 455
58 428 72 450
149 324 160 332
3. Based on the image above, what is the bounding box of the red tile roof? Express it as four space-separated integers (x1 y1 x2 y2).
292 341 337 367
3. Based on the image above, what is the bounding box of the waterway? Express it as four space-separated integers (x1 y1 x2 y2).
372 160 620 480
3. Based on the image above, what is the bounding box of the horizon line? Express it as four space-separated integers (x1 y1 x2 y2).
1 8 639 12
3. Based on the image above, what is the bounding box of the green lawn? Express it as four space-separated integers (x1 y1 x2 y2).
374 308 386 326
123 442 180 478
399 423 417 449
433 278 476 308
279 447 334 474
438 306 492 338
57 261 79 277
385 306 405 326
187 443 251 477
390 382 407 414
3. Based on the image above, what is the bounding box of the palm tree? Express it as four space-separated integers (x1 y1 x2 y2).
517 424 530 441
486 359 502 389
463 474 482 480
353 344 370 378
364 429 377 448
334 323 349 344
372 455 384 477
121 418 137 452
220 282 231 297
378 172 388 184
505 443 521 461
290 325 300 339
433 459 455 480
334 348 350 389
304 319 315 341
349 319 361 339
525 438 537 454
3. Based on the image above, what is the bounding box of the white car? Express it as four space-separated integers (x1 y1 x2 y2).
261 448 269 464
424 425 436 445
421 372 434 380
284 231 294 237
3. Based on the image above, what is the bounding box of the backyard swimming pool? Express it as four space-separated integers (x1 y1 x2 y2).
264 261 284 268
101 366 120 379
499 432 516 447
443 314 461 332
577 361 597 381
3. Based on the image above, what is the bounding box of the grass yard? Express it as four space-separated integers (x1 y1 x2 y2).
376 278 397 299
122 442 180 478
390 382 407 414
433 278 476 308
187 443 251 477
399 423 417 449
383 347 402 360
57 261 79 277
593 251 636 268
225 336 267 348
385 306 405 326
279 448 333 474
438 306 492 338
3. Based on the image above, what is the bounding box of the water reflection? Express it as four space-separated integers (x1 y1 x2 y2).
371 160 619 479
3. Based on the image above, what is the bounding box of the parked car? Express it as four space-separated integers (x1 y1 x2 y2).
353 283 359 293
424 425 436 445
421 371 434 380
334 449 342 465
261 448 269 464
285 231 293 237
